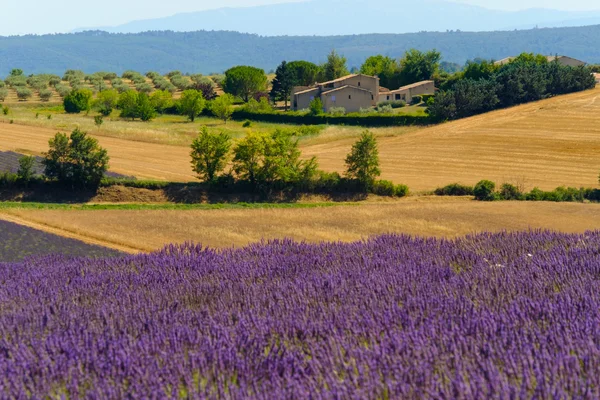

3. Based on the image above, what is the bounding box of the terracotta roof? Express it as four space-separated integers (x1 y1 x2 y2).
495 55 586 66
322 85 374 95
379 87 390 93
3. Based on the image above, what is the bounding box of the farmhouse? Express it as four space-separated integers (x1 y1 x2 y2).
494 55 587 67
378 80 436 103
290 74 379 112
594 73 600 83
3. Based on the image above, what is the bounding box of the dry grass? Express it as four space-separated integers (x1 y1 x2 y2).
1 198 599 253
303 87 600 191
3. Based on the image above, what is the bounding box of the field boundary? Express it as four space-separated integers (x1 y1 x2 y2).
0 212 141 254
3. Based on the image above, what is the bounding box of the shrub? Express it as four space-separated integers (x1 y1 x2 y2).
309 98 324 116
293 125 322 137
378 100 406 108
474 180 496 201
94 115 104 129
2 106 9 115
499 183 523 200
345 130 381 190
434 183 475 196
209 94 235 123
242 120 252 128
17 155 36 185
16 87 33 101
190 126 232 182
0 88 8 102
376 104 394 114
371 180 395 196
42 128 109 188
329 107 346 116
39 89 53 102
394 184 410 197
0 172 18 187
135 82 153 94
55 84 71 98
63 89 93 113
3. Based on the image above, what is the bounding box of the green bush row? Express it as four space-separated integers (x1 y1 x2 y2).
230 109 432 127
435 181 600 202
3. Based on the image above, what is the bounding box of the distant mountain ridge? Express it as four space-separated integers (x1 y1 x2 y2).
75 0 600 36
1 25 599 76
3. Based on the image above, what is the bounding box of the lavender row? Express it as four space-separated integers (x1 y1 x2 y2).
1 231 599 398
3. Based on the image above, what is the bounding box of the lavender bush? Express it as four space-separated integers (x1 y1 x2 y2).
1 231 599 398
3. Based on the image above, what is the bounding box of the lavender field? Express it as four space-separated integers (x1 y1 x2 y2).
0 220 123 262
1 231 600 398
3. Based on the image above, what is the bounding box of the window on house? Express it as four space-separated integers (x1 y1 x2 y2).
395 94 400 100
358 82 361 87
331 95 336 101
349 95 352 99
387 95 390 100
371 95 374 100
310 96 314 101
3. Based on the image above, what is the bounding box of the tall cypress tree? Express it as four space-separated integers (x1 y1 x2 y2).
270 61 295 111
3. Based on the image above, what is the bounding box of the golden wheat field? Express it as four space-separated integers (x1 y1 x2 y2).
1 198 599 253
1 87 599 190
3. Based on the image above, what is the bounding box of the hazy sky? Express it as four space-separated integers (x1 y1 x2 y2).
2 0 599 36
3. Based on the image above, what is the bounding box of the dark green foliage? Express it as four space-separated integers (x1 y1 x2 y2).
17 156 36 185
242 120 252 128
286 61 322 86
94 115 104 128
230 109 431 127
345 131 381 190
42 128 109 188
360 55 398 89
394 184 410 197
434 183 474 196
223 66 268 102
323 50 349 81
397 49 441 86
474 180 496 201
149 90 173 114
2 106 9 115
270 61 295 111
499 183 523 200
118 91 139 119
371 180 395 196
190 126 232 182
462 59 499 81
63 89 92 113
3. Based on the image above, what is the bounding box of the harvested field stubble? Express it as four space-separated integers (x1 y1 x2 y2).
1 198 599 252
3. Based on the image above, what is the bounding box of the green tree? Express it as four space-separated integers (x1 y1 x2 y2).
345 130 381 189
210 94 235 123
270 61 295 111
64 89 93 114
93 89 119 116
149 90 174 114
474 180 496 201
94 115 104 129
397 49 442 86
177 90 206 122
190 126 232 182
309 98 323 116
43 128 109 188
10 69 23 77
287 61 321 86
39 89 53 102
16 88 33 101
17 155 36 185
323 50 349 81
232 130 316 186
0 88 8 102
360 55 398 88
463 59 498 81
222 66 268 102
118 91 139 120
137 92 157 122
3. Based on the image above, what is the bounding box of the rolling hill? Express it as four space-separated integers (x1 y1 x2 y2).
1 25 600 75
78 0 600 36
